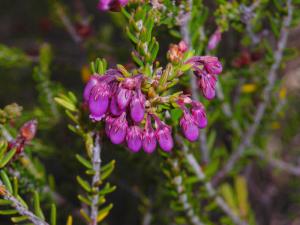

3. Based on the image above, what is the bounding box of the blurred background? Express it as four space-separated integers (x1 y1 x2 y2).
0 1 300 225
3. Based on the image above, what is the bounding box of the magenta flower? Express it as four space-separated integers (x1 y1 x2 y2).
105 115 114 137
191 101 207 129
110 95 124 116
130 90 146 123
143 116 157 153
98 0 128 11
201 56 223 75
180 111 199 142
207 28 222 51
83 75 99 102
126 126 143 152
117 87 133 109
109 112 128 144
88 82 110 121
155 119 173 152
197 73 217 100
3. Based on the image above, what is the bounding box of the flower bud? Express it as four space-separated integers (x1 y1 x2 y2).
19 119 38 142
178 40 188 52
126 126 143 152
83 75 99 102
130 91 146 123
89 82 110 121
197 74 217 100
191 102 207 129
109 112 128 144
117 87 133 109
155 121 173 152
143 116 157 153
207 28 222 51
180 112 199 142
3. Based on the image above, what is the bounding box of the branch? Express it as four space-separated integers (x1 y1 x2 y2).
176 135 248 225
0 181 49 225
90 133 101 225
170 158 205 225
213 0 294 185
56 5 83 44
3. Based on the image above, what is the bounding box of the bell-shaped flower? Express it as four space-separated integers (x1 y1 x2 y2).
197 74 217 100
83 75 99 102
201 56 223 75
180 111 199 142
110 95 124 116
130 90 146 123
117 87 133 109
155 118 173 152
109 112 128 144
191 101 207 129
88 82 110 121
126 125 143 152
142 116 157 153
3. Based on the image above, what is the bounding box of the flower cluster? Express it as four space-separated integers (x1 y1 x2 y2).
83 55 222 153
186 56 223 100
97 0 128 11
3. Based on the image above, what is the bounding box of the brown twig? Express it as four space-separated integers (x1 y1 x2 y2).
213 0 294 185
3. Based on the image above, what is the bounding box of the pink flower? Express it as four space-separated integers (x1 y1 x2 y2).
109 112 128 144
154 118 173 152
126 126 143 152
191 101 207 129
98 0 128 11
83 75 99 102
207 28 222 51
130 90 146 123
143 116 157 154
197 74 217 100
88 82 110 121
180 111 199 142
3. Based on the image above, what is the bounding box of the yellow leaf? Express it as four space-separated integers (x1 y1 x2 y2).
66 215 73 225
271 122 280 130
235 176 249 218
279 87 287 100
81 65 91 83
241 84 257 93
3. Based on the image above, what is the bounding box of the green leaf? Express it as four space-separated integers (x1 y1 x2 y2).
97 204 113 222
78 194 91 206
235 176 249 217
54 97 77 112
76 155 93 169
0 199 11 205
98 183 116 196
76 176 92 192
0 209 18 215
51 204 57 225
0 170 12 193
33 191 45 220
0 148 16 168
80 209 91 223
11 216 28 223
